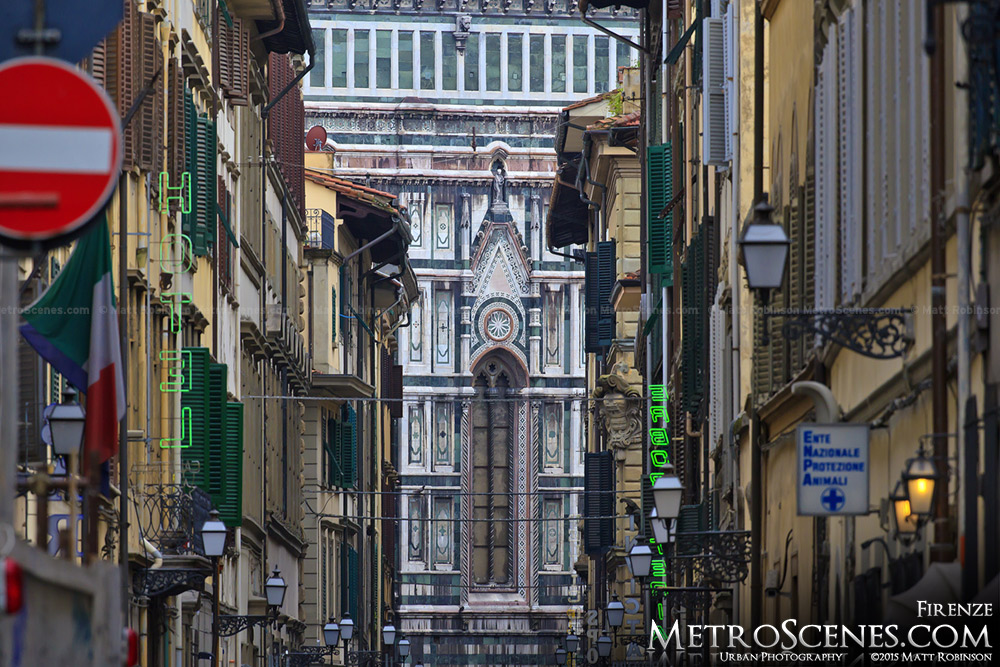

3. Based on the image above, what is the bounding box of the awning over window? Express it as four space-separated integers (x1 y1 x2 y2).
547 161 590 249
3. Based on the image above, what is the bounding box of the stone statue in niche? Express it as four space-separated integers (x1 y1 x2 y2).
491 160 508 207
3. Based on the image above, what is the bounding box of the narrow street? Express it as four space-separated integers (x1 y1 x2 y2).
0 1 998 666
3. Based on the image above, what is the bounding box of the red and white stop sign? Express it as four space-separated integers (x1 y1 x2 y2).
0 56 122 248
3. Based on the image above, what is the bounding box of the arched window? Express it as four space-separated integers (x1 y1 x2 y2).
469 352 523 585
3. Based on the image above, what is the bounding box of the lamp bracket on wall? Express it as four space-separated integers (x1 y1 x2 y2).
761 308 913 359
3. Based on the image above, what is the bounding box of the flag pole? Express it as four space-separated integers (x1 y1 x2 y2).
117 174 129 619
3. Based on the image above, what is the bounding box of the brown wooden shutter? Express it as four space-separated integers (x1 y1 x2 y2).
231 18 249 106
166 58 186 187
138 11 163 174
117 0 137 170
219 16 233 93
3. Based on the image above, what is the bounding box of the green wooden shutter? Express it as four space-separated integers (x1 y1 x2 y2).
181 347 212 490
182 89 198 245
597 240 616 347
647 143 673 281
348 545 359 619
584 251 601 353
341 404 357 488
583 451 614 555
681 227 707 414
207 362 228 503
339 541 348 614
220 402 244 527
195 116 217 253
325 416 341 487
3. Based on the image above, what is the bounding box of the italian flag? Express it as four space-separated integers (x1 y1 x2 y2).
20 213 126 470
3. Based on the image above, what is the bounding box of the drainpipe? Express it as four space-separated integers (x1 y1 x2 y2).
954 8 972 590
750 0 765 631
929 0 952 564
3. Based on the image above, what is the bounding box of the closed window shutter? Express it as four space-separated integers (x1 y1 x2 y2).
181 347 212 492
348 545 359 619
331 286 337 344
138 12 163 174
18 286 45 465
583 251 601 353
390 365 404 419
325 417 341 487
339 541 348 614
341 404 357 488
220 402 244 527
167 59 187 188
219 16 233 93
229 18 250 106
815 38 836 313
116 0 138 170
583 451 614 555
722 5 733 163
837 8 862 302
646 143 673 278
198 117 218 251
206 362 228 504
597 240 615 347
183 89 199 247
702 17 727 165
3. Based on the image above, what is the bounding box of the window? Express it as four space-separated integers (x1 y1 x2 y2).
311 28 325 87
507 34 522 92
573 35 588 93
376 30 391 88
529 35 544 93
398 31 413 88
617 41 634 69
420 31 436 89
465 34 480 91
331 29 347 87
443 33 457 90
355 29 370 88
485 33 501 91
551 35 566 92
470 358 520 585
595 36 609 93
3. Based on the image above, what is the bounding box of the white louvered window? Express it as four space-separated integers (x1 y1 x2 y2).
864 0 930 288
702 14 728 166
815 28 838 315
837 5 863 304
708 287 726 450
722 3 733 164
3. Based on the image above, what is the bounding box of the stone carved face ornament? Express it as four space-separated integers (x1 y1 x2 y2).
592 366 644 458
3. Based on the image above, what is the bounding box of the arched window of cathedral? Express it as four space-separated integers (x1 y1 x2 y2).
469 352 524 585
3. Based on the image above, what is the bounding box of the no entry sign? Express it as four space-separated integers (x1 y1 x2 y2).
0 56 122 248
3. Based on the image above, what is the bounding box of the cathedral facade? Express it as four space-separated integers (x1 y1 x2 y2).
303 3 637 662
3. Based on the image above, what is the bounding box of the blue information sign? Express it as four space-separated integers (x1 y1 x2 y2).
796 423 870 516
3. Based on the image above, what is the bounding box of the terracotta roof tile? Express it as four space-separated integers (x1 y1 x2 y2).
305 169 400 214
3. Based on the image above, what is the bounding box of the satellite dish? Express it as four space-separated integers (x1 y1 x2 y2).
306 125 327 152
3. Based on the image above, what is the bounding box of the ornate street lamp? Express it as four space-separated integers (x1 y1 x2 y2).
383 622 397 647
738 196 789 295
739 194 911 358
566 633 580 653
323 618 340 648
650 508 671 544
48 387 86 457
265 568 287 608
596 633 613 658
903 450 939 517
890 481 919 537
201 510 227 558
555 648 568 665
606 594 625 628
339 613 355 642
625 543 653 579
653 475 683 520
399 637 411 659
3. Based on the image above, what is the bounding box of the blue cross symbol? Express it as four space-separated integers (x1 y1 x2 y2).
821 487 846 512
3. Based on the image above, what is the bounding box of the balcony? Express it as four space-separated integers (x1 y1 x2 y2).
132 480 214 598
